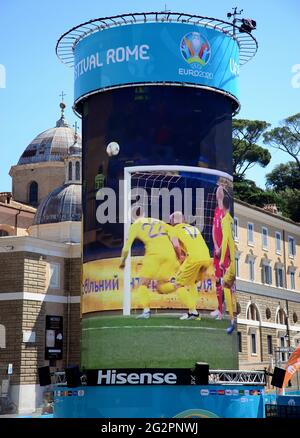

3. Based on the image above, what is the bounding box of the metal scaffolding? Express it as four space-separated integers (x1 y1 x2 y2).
209 370 266 385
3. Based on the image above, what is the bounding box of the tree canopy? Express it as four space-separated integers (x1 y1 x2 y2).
232 119 271 178
232 117 300 223
264 113 300 170
266 162 300 191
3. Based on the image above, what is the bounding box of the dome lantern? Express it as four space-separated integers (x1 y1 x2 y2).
65 122 82 185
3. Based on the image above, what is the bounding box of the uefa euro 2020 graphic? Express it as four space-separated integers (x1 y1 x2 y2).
180 32 211 67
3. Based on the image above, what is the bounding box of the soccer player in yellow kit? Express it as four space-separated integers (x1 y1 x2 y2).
167 211 211 320
120 210 179 318
220 195 236 334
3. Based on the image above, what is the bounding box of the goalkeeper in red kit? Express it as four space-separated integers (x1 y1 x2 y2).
210 185 230 320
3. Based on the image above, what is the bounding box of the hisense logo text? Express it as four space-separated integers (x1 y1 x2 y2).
97 369 177 385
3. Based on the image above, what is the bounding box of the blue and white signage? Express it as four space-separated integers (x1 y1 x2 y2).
74 23 239 101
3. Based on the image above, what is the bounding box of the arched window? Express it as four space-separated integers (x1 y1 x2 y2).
0 324 6 348
29 181 38 205
247 303 260 321
0 230 9 237
68 162 73 181
276 308 287 325
75 161 80 181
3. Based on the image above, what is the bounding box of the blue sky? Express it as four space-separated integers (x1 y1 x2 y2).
1 0 299 192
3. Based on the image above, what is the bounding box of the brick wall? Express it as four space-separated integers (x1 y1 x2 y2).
24 254 47 293
63 258 81 366
19 300 45 385
63 303 81 367
0 300 23 385
64 258 82 296
0 252 24 292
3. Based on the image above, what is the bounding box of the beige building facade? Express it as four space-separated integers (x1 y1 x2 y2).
235 201 300 373
0 104 82 413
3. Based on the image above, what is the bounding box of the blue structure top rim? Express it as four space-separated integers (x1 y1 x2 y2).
56 11 258 68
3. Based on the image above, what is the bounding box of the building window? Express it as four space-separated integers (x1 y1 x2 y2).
288 236 296 257
236 302 241 315
247 303 260 321
247 223 254 244
0 230 9 237
275 266 284 288
251 333 257 355
0 324 5 348
68 161 73 181
262 263 272 285
248 259 255 282
276 308 287 325
290 271 296 290
262 227 268 249
75 161 80 181
237 332 242 353
29 181 38 205
235 255 240 278
267 335 273 355
49 263 60 289
275 232 281 254
234 217 239 241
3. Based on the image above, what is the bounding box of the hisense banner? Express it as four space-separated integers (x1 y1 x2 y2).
81 86 238 370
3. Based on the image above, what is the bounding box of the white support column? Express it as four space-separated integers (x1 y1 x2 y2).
123 168 131 316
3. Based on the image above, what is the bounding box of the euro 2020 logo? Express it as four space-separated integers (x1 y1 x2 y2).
180 32 211 68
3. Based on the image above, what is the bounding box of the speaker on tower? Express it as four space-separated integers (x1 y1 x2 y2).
38 366 51 387
65 366 81 388
193 362 209 385
271 367 286 388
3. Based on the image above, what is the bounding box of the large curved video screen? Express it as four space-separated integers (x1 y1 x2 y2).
81 85 237 370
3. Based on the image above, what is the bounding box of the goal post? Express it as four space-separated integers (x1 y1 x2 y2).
122 165 233 316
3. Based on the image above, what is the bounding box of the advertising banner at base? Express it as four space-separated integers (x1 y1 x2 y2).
54 385 265 418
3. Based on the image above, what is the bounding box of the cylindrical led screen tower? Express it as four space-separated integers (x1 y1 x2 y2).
57 12 258 373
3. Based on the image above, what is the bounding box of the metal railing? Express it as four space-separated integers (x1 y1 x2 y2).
56 11 258 68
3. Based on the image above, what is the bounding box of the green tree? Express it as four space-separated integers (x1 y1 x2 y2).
234 178 277 207
266 162 300 191
264 113 300 170
274 189 300 222
232 119 271 178
265 161 300 222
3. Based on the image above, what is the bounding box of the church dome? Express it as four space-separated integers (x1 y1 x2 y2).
18 102 81 165
33 183 81 225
